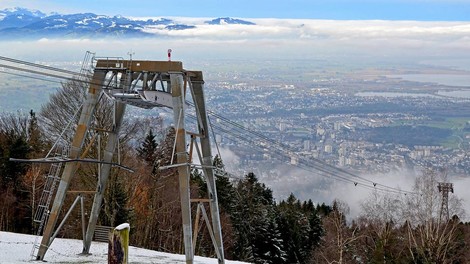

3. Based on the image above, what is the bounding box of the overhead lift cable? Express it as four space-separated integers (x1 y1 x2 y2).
0 55 416 196
184 111 411 196
185 101 415 195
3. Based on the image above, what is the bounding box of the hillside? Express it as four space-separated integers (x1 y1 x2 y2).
0 231 248 264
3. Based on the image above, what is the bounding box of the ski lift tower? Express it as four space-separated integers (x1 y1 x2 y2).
35 58 225 264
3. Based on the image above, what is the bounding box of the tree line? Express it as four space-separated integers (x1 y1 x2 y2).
0 79 469 263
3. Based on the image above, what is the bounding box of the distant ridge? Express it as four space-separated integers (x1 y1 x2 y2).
0 7 46 29
0 7 255 39
205 17 256 25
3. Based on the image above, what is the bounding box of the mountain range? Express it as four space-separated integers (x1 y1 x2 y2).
0 7 256 39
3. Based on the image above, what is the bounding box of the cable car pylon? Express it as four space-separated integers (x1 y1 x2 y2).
34 56 225 264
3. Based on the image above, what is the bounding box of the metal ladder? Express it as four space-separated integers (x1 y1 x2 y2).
79 51 95 82
30 51 95 259
30 146 68 260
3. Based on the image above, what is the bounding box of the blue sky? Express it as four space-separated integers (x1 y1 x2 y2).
1 0 469 21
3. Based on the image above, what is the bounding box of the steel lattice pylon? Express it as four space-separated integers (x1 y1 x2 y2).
36 58 225 264
438 182 454 222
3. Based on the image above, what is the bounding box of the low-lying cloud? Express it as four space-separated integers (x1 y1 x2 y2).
249 163 470 221
1 18 469 64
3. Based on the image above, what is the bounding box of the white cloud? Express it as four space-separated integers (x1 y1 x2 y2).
189 144 240 175
267 166 417 219
0 18 468 70
134 18 470 61
256 165 470 221
0 13 468 62
147 18 470 41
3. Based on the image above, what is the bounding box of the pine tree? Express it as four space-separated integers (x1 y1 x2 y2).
277 194 324 264
154 127 176 174
0 128 31 233
137 129 158 162
137 129 158 173
316 202 332 217
102 175 132 227
27 110 43 158
0 133 30 191
305 200 323 251
190 168 206 197
212 155 236 214
231 172 287 264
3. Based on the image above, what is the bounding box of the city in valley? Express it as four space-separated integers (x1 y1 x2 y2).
202 61 470 176
2 59 470 199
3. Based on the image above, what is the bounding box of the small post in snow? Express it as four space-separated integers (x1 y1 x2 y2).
108 223 130 264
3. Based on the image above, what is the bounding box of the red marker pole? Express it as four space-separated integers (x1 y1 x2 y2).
168 49 172 61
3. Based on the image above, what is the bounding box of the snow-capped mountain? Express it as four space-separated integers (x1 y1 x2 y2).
0 7 255 39
0 7 46 19
205 17 255 25
0 7 47 29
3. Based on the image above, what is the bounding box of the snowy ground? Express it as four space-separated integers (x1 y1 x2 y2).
0 231 248 263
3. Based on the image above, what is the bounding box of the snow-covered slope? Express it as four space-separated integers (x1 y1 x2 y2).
205 17 255 25
0 231 248 264
0 7 46 29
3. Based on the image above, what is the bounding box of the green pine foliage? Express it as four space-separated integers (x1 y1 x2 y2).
213 155 236 214
137 129 158 167
27 110 43 158
215 174 236 214
231 172 287 264
193 157 327 264
277 194 324 263
190 168 207 197
0 114 32 233
153 127 176 176
0 135 29 190
101 175 133 227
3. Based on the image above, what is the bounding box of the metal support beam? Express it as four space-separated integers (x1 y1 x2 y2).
192 203 202 252
190 75 225 264
36 70 106 261
81 195 86 251
50 195 81 243
171 73 194 264
82 101 127 254
200 203 222 261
